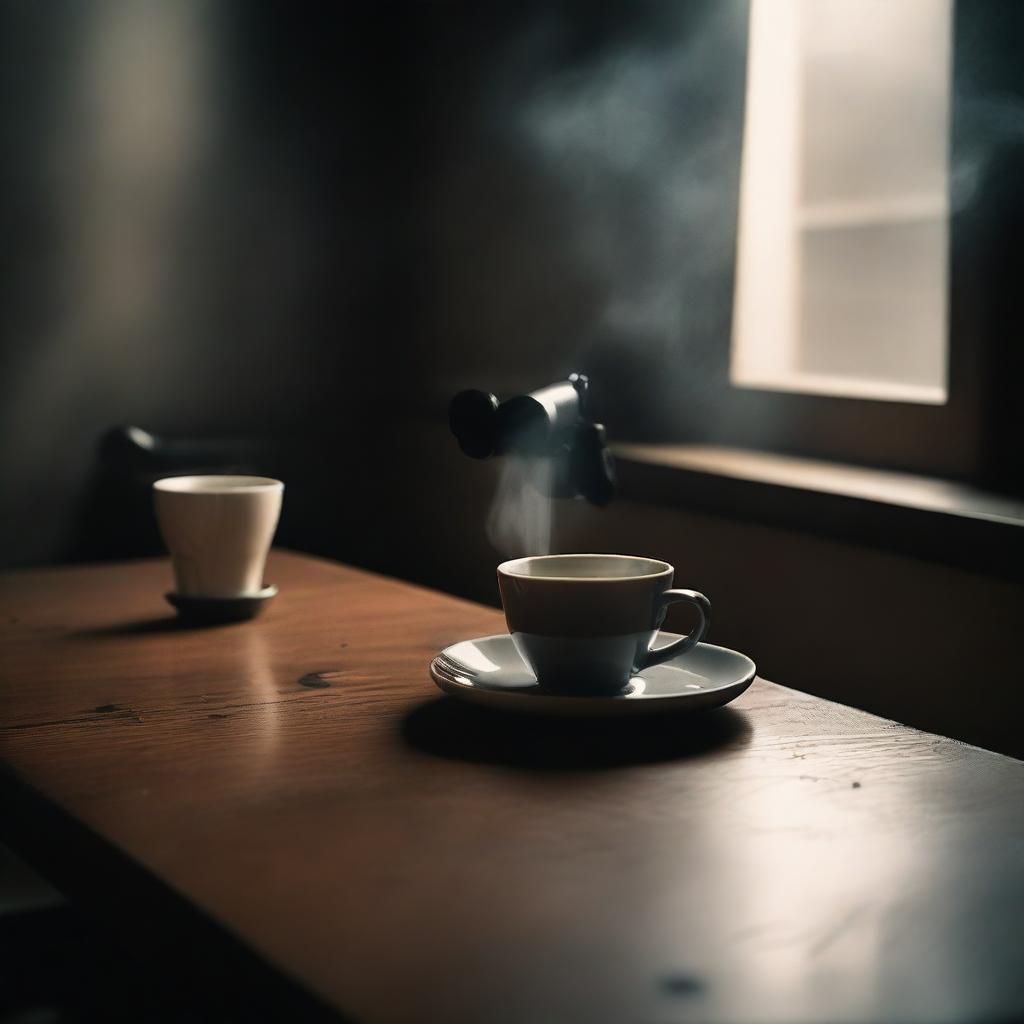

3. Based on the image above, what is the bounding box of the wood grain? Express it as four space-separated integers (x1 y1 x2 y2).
2 551 1023 1023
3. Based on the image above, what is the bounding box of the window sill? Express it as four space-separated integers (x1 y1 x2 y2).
613 443 1024 581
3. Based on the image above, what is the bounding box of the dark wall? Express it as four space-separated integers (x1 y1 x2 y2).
0 1 414 567
0 0 751 570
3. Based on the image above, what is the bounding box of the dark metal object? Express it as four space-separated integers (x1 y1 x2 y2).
449 373 615 506
99 425 271 479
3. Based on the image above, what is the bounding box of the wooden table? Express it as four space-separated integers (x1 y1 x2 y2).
1 551 1022 1023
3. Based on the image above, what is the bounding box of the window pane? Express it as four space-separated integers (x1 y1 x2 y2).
800 0 951 208
731 0 952 404
799 220 947 386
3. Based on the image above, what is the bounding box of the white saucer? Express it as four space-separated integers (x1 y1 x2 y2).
430 632 756 716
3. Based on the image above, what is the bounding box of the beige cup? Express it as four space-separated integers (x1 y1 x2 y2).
153 475 283 597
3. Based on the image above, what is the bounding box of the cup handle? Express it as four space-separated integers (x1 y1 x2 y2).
639 589 711 670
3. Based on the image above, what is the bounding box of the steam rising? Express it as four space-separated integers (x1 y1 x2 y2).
952 93 1024 212
517 13 743 348
486 456 554 558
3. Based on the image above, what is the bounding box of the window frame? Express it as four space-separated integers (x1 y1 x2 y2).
619 1 1021 492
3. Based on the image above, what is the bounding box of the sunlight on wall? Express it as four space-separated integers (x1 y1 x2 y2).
0 1 212 561
731 0 952 404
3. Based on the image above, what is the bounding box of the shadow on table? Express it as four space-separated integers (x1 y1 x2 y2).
401 697 752 770
76 617 231 636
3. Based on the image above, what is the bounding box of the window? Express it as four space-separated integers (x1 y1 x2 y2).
731 0 953 405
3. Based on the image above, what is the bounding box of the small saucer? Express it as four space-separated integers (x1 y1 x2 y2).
430 632 756 716
165 585 278 625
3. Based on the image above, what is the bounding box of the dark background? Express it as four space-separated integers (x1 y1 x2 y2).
1 0 1023 754
0 0 754 572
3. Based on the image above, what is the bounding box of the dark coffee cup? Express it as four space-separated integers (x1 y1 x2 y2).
497 554 710 695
